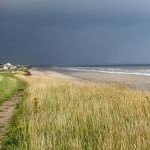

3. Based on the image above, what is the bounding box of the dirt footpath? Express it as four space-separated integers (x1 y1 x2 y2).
0 93 22 148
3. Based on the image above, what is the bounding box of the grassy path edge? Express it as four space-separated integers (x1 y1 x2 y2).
0 73 20 106
1 76 27 150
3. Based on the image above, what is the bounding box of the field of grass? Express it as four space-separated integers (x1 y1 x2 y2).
2 73 150 150
0 73 23 106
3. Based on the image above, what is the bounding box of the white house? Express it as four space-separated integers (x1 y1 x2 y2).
3 62 17 70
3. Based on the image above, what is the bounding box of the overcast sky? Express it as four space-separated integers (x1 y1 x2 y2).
0 0 150 65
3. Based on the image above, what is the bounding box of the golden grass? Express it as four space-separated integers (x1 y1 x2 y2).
0 76 3 81
4 72 150 150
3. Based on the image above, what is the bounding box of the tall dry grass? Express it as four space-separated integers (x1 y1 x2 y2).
3 73 150 150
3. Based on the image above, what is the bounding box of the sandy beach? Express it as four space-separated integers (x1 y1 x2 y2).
31 67 150 91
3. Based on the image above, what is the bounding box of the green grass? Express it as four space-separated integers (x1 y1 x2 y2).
2 74 150 150
1 91 28 150
0 73 24 106
0 73 27 150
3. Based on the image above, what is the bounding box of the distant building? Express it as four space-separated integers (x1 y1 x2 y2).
3 62 17 70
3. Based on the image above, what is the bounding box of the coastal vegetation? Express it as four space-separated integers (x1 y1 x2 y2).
2 72 150 150
0 73 26 149
0 73 24 106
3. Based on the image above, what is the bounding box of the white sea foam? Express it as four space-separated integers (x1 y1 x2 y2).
64 67 150 77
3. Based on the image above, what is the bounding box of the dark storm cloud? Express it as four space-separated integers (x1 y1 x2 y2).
0 0 150 65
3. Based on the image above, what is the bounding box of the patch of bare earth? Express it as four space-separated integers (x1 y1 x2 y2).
0 93 22 148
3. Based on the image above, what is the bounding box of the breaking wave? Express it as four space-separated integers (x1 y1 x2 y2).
63 66 150 77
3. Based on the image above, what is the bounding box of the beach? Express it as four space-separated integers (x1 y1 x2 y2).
31 67 150 91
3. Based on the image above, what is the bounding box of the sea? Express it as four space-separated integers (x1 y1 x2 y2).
51 64 150 77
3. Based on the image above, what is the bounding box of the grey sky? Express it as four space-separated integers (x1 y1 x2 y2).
0 0 150 65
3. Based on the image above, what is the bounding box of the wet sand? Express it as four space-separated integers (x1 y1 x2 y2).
31 68 150 91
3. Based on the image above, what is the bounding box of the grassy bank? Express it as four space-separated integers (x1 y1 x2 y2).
2 73 150 150
0 73 24 106
0 73 26 149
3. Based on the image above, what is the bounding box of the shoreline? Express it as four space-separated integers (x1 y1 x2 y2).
30 67 150 92
61 67 150 77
